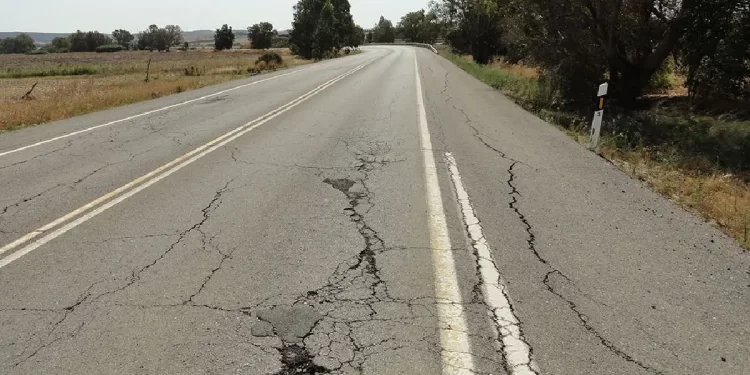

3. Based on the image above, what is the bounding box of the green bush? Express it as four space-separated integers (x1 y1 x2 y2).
95 44 124 53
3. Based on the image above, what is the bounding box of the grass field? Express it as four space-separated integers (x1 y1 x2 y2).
0 49 309 131
439 48 750 249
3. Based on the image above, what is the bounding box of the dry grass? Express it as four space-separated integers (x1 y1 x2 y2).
601 147 750 247
0 49 309 131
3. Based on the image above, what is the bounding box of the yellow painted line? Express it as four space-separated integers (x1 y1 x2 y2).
414 50 476 374
0 60 375 269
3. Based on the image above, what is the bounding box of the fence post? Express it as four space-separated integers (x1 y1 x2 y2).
589 82 608 150
145 59 152 83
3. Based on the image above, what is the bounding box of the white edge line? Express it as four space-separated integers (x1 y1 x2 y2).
0 65 317 158
445 152 538 375
0 61 372 268
414 50 476 374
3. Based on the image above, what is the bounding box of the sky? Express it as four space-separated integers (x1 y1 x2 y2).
0 0 429 33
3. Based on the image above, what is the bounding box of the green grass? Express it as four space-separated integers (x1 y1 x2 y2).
440 51 539 107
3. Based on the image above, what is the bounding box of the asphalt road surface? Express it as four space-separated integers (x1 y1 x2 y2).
0 46 748 375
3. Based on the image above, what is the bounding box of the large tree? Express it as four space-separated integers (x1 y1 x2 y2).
163 25 183 52
505 0 706 102
69 30 112 52
248 22 276 49
290 0 355 59
214 24 236 50
50 36 71 52
398 9 441 44
372 16 396 43
137 25 183 52
112 29 134 49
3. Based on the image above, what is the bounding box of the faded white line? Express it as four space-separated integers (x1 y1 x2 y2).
0 60 374 268
414 51 475 374
0 66 319 158
445 152 538 375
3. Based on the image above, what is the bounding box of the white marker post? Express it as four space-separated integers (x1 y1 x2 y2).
589 82 608 150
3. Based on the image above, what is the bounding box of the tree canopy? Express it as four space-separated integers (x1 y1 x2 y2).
398 9 441 44
248 22 276 49
424 0 750 104
137 25 183 52
214 24 236 50
372 16 396 43
112 29 134 50
69 31 112 52
290 0 355 59
0 34 35 54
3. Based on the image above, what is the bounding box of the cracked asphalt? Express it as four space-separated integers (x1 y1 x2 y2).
0 46 748 374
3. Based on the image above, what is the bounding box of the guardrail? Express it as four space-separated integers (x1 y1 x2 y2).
365 43 438 54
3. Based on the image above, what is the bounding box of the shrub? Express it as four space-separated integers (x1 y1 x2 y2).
95 44 124 53
257 52 283 65
184 66 203 76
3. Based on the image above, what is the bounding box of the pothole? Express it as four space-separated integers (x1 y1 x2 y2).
274 345 331 375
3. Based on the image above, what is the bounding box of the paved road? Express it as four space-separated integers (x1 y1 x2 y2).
0 46 748 375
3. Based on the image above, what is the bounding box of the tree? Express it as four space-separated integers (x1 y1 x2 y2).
136 25 183 52
372 16 396 43
69 30 112 52
505 0 705 102
348 25 366 48
214 24 236 50
313 0 337 59
680 0 750 99
163 25 183 51
290 0 355 59
398 9 441 44
0 34 36 54
366 30 374 43
112 29 134 49
50 36 71 52
248 22 275 49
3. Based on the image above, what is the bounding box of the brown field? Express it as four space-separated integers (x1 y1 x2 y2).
0 49 309 131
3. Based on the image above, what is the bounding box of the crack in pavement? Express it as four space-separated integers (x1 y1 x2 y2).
8 179 238 367
12 281 102 367
0 140 73 172
250 141 451 373
0 184 66 219
436 68 663 374
543 271 665 374
102 179 236 299
507 162 546 266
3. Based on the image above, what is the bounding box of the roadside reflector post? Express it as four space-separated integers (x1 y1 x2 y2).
589 82 608 150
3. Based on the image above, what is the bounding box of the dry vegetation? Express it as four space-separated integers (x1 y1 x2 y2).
442 49 750 249
0 49 309 131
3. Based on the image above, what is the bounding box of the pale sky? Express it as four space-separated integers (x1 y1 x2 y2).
0 0 428 33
